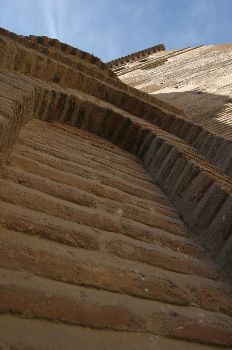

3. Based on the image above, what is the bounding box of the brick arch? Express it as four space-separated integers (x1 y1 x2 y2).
0 80 218 280
0 27 231 274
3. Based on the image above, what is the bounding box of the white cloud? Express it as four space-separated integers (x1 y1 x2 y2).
40 0 58 38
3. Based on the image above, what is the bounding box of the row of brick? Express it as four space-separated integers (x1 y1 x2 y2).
0 27 114 77
0 121 232 346
0 315 223 350
1 266 232 346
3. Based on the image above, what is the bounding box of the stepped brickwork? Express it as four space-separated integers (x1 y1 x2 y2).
0 27 232 348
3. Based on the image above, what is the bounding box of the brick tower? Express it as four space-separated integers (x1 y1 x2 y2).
0 28 232 348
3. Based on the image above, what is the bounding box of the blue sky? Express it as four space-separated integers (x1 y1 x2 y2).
0 0 231 62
